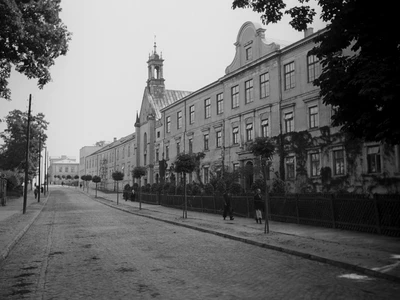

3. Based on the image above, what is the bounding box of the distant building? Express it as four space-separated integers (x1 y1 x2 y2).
48 155 79 184
80 22 400 194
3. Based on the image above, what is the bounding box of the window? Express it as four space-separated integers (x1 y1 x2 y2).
176 141 180 154
122 146 125 159
233 163 239 172
310 153 320 177
189 105 195 124
71 167 75 173
245 79 254 104
59 167 62 172
156 149 159 162
216 93 223 115
260 73 270 98
65 167 69 173
204 134 209 151
284 62 295 90
246 123 253 141
177 111 182 129
261 119 269 137
204 98 210 119
286 157 295 179
333 149 345 175
307 53 321 83
231 85 239 108
245 47 252 60
144 153 147 165
216 131 222 148
204 167 209 184
128 145 131 157
309 106 319 129
166 116 171 133
165 145 169 160
188 138 193 154
157 131 160 138
127 164 130 177
284 112 294 133
143 133 147 151
232 127 239 144
367 146 381 173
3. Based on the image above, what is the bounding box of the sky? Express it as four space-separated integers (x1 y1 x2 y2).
0 0 325 161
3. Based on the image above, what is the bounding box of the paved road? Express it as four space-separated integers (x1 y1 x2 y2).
0 189 398 299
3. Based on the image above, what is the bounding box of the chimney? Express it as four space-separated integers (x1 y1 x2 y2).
304 27 314 38
114 137 117 142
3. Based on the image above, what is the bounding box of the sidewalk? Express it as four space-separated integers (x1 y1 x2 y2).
86 188 400 283
0 191 49 262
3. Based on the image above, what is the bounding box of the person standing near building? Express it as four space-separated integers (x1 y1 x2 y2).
223 191 234 221
254 188 263 224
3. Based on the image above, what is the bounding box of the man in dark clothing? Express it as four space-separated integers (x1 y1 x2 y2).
223 192 234 221
254 188 263 224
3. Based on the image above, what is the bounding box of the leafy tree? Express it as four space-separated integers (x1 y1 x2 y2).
0 0 71 100
232 0 400 145
92 175 101 198
193 152 205 185
132 166 146 209
66 175 71 180
174 153 197 218
81 174 92 192
0 110 48 180
112 171 124 204
94 140 108 147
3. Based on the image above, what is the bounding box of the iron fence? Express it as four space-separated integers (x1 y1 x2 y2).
137 192 400 237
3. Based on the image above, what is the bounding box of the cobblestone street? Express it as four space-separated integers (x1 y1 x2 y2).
0 189 399 299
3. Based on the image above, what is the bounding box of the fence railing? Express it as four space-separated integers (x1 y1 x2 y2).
136 192 400 237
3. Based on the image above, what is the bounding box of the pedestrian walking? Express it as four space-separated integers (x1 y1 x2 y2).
254 188 263 224
223 191 234 221
34 184 38 199
130 188 136 202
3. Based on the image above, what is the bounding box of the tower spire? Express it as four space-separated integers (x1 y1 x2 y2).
153 35 157 54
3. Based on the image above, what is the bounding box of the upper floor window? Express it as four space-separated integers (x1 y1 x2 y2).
367 146 381 173
261 119 269 137
188 138 193 154
165 145 169 160
307 53 321 83
286 156 295 179
189 105 195 124
246 123 253 141
216 131 222 148
156 148 159 162
59 167 62 172
260 72 270 98
177 111 182 129
204 98 211 119
245 47 252 60
71 167 75 173
216 93 224 115
284 112 294 133
143 133 147 151
309 106 319 129
166 116 171 133
144 153 147 166
232 127 239 144
122 146 125 159
284 62 295 90
128 145 131 157
231 85 239 108
157 131 160 138
245 79 254 104
333 149 345 175
204 134 209 151
310 153 320 177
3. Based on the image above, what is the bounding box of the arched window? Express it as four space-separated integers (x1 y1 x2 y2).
143 132 147 152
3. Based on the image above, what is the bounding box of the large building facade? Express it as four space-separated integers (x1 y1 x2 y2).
48 155 79 184
81 22 400 194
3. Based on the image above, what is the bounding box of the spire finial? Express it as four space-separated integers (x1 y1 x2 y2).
153 35 157 54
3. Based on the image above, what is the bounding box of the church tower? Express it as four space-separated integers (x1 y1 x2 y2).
147 41 165 98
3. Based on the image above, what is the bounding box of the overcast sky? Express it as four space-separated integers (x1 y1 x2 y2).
0 0 325 161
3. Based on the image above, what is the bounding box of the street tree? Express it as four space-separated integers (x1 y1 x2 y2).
94 140 108 147
112 171 124 205
232 0 400 145
92 175 101 198
249 136 275 233
174 153 196 219
0 0 71 100
81 174 92 192
0 109 48 182
132 166 146 209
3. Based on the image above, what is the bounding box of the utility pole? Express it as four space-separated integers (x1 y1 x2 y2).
23 95 32 214
38 133 41 202
44 147 47 196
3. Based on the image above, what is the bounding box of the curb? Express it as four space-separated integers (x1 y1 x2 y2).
0 193 50 264
90 195 400 284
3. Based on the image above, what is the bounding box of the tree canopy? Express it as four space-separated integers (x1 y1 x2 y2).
132 166 146 179
232 0 400 145
0 0 71 100
0 109 48 177
174 153 196 174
